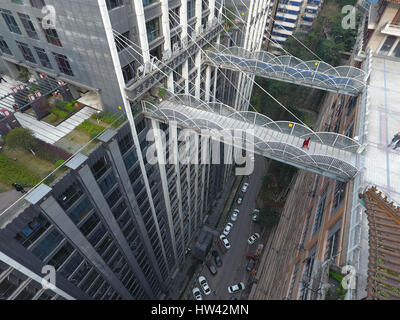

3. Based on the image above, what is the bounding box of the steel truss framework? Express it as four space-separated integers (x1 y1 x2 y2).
204 45 367 96
142 92 360 182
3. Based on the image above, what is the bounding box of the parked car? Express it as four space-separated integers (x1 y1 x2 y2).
198 276 211 295
248 232 260 245
219 234 231 249
206 261 217 275
237 196 243 205
252 209 260 222
223 222 233 236
241 183 249 193
192 287 202 300
250 154 255 162
246 259 255 272
212 250 223 267
228 282 246 294
231 209 239 221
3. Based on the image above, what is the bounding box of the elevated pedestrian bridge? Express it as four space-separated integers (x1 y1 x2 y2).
204 45 367 96
142 93 361 182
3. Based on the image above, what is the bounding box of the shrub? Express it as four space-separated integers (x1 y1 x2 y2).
35 139 72 160
77 120 105 139
0 154 41 186
63 102 75 113
55 100 75 113
5 127 38 151
55 159 65 167
51 107 68 119
46 113 58 123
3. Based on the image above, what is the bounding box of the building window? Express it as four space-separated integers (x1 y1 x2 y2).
344 121 354 138
52 52 74 76
16 41 36 63
91 156 109 180
106 0 123 10
169 7 180 29
324 222 341 262
18 13 39 39
34 47 52 69
391 41 400 58
114 31 130 52
58 183 82 210
30 0 46 9
146 18 160 42
1 9 22 34
118 132 133 154
123 152 137 170
15 215 51 248
31 229 64 261
332 181 346 212
99 172 117 195
106 187 122 208
312 192 326 237
379 36 397 55
79 213 101 236
0 36 12 55
187 0 195 20
47 242 74 269
122 61 136 83
143 0 157 7
38 20 62 46
68 197 93 224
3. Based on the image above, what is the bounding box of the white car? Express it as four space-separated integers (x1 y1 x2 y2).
231 209 239 221
219 234 231 249
241 183 249 193
223 222 233 236
248 232 260 245
237 197 243 205
250 155 255 162
198 276 211 295
228 282 246 294
192 287 202 300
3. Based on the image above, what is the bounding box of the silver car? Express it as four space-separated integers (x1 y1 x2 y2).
192 287 202 300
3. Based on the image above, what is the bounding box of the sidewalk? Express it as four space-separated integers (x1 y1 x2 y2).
173 173 244 300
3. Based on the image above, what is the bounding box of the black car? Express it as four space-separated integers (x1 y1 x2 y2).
212 250 223 267
206 261 217 275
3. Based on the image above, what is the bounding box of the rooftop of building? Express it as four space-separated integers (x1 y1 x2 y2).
362 55 400 204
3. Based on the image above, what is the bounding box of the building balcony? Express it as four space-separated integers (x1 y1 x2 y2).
381 22 400 37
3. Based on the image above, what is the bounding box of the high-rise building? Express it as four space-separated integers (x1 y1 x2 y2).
250 0 400 300
265 0 323 55
0 0 269 300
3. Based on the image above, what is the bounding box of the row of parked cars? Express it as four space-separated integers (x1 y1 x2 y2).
192 181 259 300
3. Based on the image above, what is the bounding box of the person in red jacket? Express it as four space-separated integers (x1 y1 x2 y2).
302 137 311 149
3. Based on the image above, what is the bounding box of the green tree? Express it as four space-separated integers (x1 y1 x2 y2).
5 127 38 151
257 206 281 229
17 67 31 82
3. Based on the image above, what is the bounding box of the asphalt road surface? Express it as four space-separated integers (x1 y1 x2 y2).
195 155 269 300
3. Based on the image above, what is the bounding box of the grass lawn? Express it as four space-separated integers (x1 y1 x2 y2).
0 153 41 188
54 128 100 155
2 147 57 179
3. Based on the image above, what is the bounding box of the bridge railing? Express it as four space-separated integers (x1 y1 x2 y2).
155 92 361 153
142 99 358 181
204 45 366 94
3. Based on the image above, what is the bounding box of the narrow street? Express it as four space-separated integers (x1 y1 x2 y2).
194 155 269 300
